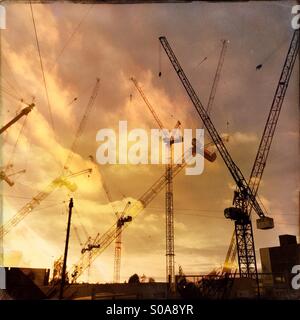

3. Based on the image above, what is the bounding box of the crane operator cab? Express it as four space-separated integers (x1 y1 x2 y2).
224 207 274 230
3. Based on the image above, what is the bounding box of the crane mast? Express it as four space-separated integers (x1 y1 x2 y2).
130 77 182 288
101 173 130 284
159 36 274 284
113 201 131 283
131 76 217 289
165 154 175 288
223 29 299 275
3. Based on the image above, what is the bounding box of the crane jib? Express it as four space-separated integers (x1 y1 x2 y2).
159 36 266 219
246 29 299 213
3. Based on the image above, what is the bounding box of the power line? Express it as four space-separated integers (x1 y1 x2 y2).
29 2 55 132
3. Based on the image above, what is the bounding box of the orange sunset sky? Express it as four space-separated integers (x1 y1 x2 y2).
0 1 299 283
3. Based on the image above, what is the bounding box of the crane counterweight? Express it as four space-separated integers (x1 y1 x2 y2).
256 216 274 230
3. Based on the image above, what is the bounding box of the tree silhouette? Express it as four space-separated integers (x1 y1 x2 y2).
128 274 140 284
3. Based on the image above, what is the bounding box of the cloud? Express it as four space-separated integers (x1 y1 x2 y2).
1 1 298 284
230 132 258 145
4 250 24 267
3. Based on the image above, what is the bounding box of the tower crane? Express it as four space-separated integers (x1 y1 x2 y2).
64 152 191 287
159 36 275 284
63 78 100 171
47 136 229 298
222 29 299 275
60 102 223 292
130 76 182 289
1 102 34 186
0 103 34 135
60 144 203 288
131 76 218 289
0 168 92 238
131 41 226 286
1 80 98 236
100 174 131 284
129 78 216 160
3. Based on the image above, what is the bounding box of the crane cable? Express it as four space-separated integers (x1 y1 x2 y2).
29 2 55 132
73 204 89 240
72 224 83 247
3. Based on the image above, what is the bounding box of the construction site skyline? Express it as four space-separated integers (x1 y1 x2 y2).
0 0 299 288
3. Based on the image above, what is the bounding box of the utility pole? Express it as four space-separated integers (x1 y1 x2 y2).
59 198 74 300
